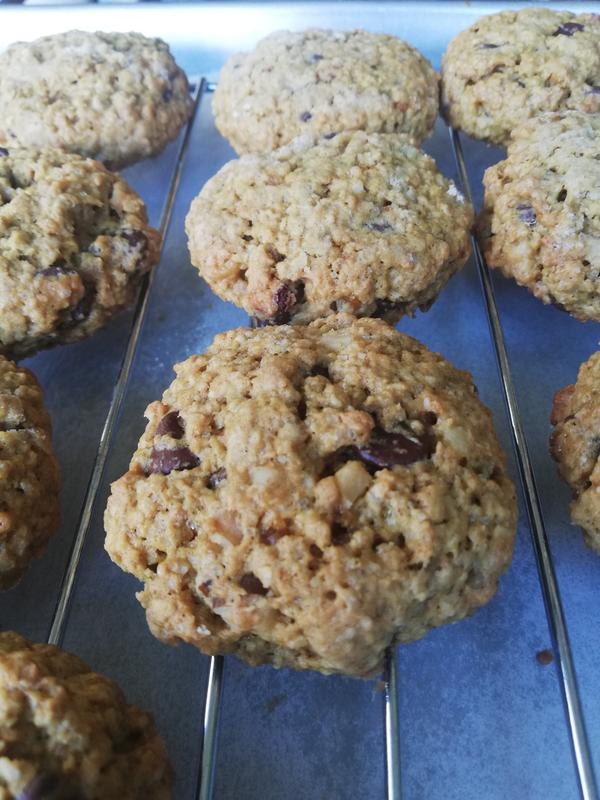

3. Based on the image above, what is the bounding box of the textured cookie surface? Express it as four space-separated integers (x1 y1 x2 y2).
0 148 160 360
0 30 192 169
213 28 439 154
105 315 517 677
0 631 172 799
551 351 600 554
441 8 600 146
0 358 59 589
185 131 473 324
479 112 600 321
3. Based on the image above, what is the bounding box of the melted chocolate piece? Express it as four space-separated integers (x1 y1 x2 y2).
148 446 199 475
239 572 268 595
156 411 184 439
355 427 434 469
122 230 148 252
553 21 584 36
272 283 296 324
331 523 351 546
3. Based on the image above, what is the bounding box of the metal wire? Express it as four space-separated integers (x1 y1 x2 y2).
449 126 599 800
46 80 205 647
197 656 224 800
384 648 402 800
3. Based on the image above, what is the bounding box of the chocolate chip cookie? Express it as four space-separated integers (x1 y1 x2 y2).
213 28 439 155
104 315 517 677
0 631 172 799
0 357 59 590
441 8 600 146
185 131 473 325
551 351 600 555
0 148 160 360
479 111 600 321
0 30 193 169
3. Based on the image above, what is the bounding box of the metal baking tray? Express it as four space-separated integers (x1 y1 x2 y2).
1 3 599 799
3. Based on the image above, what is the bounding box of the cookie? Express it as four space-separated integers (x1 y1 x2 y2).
441 8 600 146
0 357 59 590
213 28 439 155
0 148 160 360
551 351 600 555
0 30 193 169
479 111 600 322
104 315 517 677
0 631 172 799
185 131 473 325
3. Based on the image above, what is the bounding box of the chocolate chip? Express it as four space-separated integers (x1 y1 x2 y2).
265 244 285 263
323 132 337 140
241 234 253 242
516 203 536 227
536 649 554 666
354 426 434 470
553 22 584 36
297 399 307 420
367 221 392 232
308 53 324 62
207 467 227 489
373 298 407 319
122 230 148 251
309 363 330 379
0 147 8 157
422 411 438 426
162 88 173 102
300 111 312 122
39 261 76 278
557 188 567 202
148 446 199 475
239 572 268 595
309 544 323 558
272 283 296 324
331 523 350 546
479 43 500 49
156 411 184 439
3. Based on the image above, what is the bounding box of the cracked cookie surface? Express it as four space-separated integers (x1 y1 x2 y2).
185 131 473 325
0 30 193 169
213 28 439 155
104 315 517 677
0 148 160 360
551 351 600 555
0 358 59 590
441 8 600 146
479 111 600 322
0 631 172 799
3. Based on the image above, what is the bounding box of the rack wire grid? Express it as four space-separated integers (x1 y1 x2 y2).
2 5 600 799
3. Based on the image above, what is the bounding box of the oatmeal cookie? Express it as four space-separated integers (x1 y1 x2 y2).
0 30 193 169
551 351 600 554
0 147 160 360
185 131 472 325
441 8 600 146
0 631 172 799
213 28 439 154
479 111 600 321
105 315 517 677
0 357 59 590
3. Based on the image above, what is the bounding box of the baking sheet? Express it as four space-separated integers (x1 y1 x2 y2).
1 4 599 799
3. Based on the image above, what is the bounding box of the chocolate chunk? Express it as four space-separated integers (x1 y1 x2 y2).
0 147 8 157
367 221 392 232
557 188 567 202
323 132 337 140
553 22 584 36
300 111 312 122
239 572 268 595
156 411 184 439
373 298 407 318
308 53 324 62
148 446 199 475
309 544 323 558
162 88 173 102
207 467 227 489
241 234 253 242
122 230 148 251
516 203 536 227
297 398 307 420
331 523 350 546
309 363 330 379
39 261 76 278
422 411 438 426
339 426 434 473
479 43 500 49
